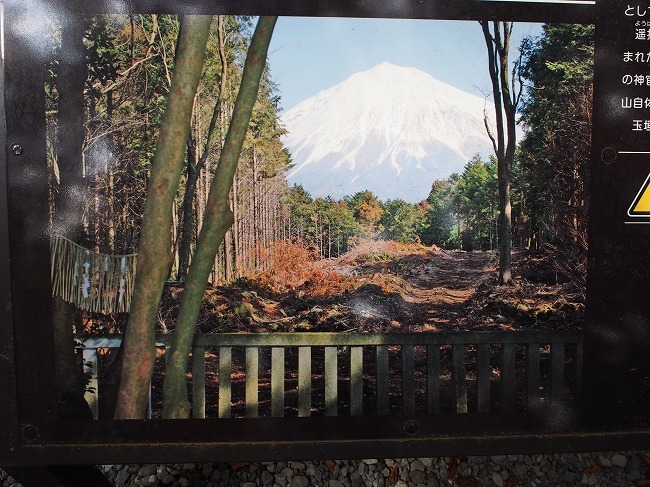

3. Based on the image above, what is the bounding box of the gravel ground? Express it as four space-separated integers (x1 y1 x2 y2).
2 452 650 486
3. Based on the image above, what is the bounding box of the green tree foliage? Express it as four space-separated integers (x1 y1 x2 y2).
519 24 593 253
416 24 592 274
345 190 384 239
380 199 424 244
282 184 314 234
417 156 498 251
457 155 498 250
282 185 359 258
80 14 183 254
420 178 460 248
47 13 290 276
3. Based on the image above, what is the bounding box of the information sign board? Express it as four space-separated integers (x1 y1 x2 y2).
1 0 650 483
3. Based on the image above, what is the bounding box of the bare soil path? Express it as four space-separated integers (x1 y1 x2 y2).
396 250 495 331
84 241 581 339
150 241 584 336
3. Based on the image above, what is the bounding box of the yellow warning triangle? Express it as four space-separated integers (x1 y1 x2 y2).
628 173 650 216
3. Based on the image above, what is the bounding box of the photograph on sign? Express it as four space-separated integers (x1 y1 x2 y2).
35 14 592 423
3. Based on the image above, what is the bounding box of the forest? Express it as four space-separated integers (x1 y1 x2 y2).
281 23 592 290
45 16 593 419
50 17 592 282
50 15 290 284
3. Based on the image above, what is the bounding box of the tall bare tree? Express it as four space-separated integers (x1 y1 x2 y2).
163 16 278 419
480 21 521 285
178 16 229 280
115 15 214 419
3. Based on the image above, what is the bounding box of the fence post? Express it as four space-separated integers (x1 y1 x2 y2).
376 346 389 415
218 347 232 418
452 344 467 413
325 347 338 416
402 345 415 415
350 346 363 416
551 342 565 405
246 347 259 418
191 345 206 418
271 347 285 417
527 343 540 410
477 343 491 413
427 344 440 414
82 348 98 420
501 343 516 412
298 347 311 417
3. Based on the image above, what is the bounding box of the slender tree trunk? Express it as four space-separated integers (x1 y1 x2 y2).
224 228 232 280
252 148 260 268
163 16 277 419
178 17 229 280
480 20 517 285
177 139 199 280
232 175 240 275
115 15 213 419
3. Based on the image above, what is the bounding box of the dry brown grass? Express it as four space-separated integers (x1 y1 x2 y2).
257 240 355 297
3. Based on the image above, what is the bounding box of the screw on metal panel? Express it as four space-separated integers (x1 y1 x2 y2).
20 424 40 442
403 419 420 436
11 143 23 156
601 147 617 165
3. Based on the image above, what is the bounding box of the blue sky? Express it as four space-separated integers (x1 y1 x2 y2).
267 17 543 112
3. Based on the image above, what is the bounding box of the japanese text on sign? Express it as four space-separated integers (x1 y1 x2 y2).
626 4 650 16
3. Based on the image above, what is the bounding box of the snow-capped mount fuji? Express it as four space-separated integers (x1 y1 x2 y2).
281 62 497 203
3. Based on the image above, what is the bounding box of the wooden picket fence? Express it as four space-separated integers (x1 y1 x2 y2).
78 331 583 420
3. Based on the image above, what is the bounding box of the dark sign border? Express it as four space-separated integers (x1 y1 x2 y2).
4 0 650 468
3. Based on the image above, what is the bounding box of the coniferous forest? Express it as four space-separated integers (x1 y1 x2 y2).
49 17 592 286
50 15 291 285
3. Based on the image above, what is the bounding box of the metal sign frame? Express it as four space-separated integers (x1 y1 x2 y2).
3 0 650 472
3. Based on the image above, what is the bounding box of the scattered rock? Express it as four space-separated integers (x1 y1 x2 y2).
409 470 427 484
410 460 425 472
611 454 628 468
114 469 130 487
491 471 504 487
160 474 176 485
3 451 649 487
138 465 157 477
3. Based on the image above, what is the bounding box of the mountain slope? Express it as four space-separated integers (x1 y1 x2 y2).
281 62 497 202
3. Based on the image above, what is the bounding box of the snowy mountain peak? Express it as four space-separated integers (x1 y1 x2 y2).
281 63 496 203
